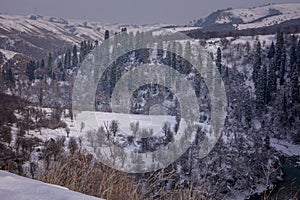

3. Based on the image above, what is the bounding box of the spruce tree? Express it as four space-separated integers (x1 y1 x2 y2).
26 60 36 81
253 41 262 88
275 32 284 76
256 65 267 107
216 47 222 74
291 70 299 104
72 45 78 66
296 39 300 73
279 45 286 85
47 52 53 78
266 58 277 104
289 35 297 72
268 41 275 59
104 30 109 40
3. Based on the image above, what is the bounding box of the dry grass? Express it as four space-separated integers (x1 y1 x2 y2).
38 152 141 200
37 151 209 200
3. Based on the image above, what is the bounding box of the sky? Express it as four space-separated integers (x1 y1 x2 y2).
0 0 300 25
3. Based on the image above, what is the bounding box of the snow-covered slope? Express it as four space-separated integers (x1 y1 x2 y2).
0 170 103 200
0 14 171 60
193 3 300 30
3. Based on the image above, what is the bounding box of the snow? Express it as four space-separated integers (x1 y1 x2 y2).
0 14 175 45
270 138 300 157
0 170 103 200
214 3 300 30
74 111 176 136
0 49 18 60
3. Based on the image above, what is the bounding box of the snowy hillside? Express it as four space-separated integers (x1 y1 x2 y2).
193 3 300 30
0 170 103 200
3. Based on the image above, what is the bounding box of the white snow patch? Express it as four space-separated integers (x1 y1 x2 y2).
0 170 103 200
0 49 18 60
270 138 300 156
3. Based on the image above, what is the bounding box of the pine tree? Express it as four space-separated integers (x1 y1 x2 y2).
216 47 222 74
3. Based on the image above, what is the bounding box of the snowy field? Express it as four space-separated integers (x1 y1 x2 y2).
0 170 103 200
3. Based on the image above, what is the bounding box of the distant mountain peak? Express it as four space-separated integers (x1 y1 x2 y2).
192 3 300 31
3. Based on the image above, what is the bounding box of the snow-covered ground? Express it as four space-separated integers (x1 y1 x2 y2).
270 138 300 157
0 170 103 200
215 3 300 30
0 49 18 60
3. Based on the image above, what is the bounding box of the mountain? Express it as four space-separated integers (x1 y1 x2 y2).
0 14 166 61
192 3 300 31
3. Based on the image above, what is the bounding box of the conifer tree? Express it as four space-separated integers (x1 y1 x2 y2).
275 32 284 76
266 58 277 104
253 41 262 88
268 41 275 59
104 30 109 40
72 45 78 66
216 47 222 74
279 45 286 85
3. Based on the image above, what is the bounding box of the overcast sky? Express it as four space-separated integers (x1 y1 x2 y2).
1 0 300 25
